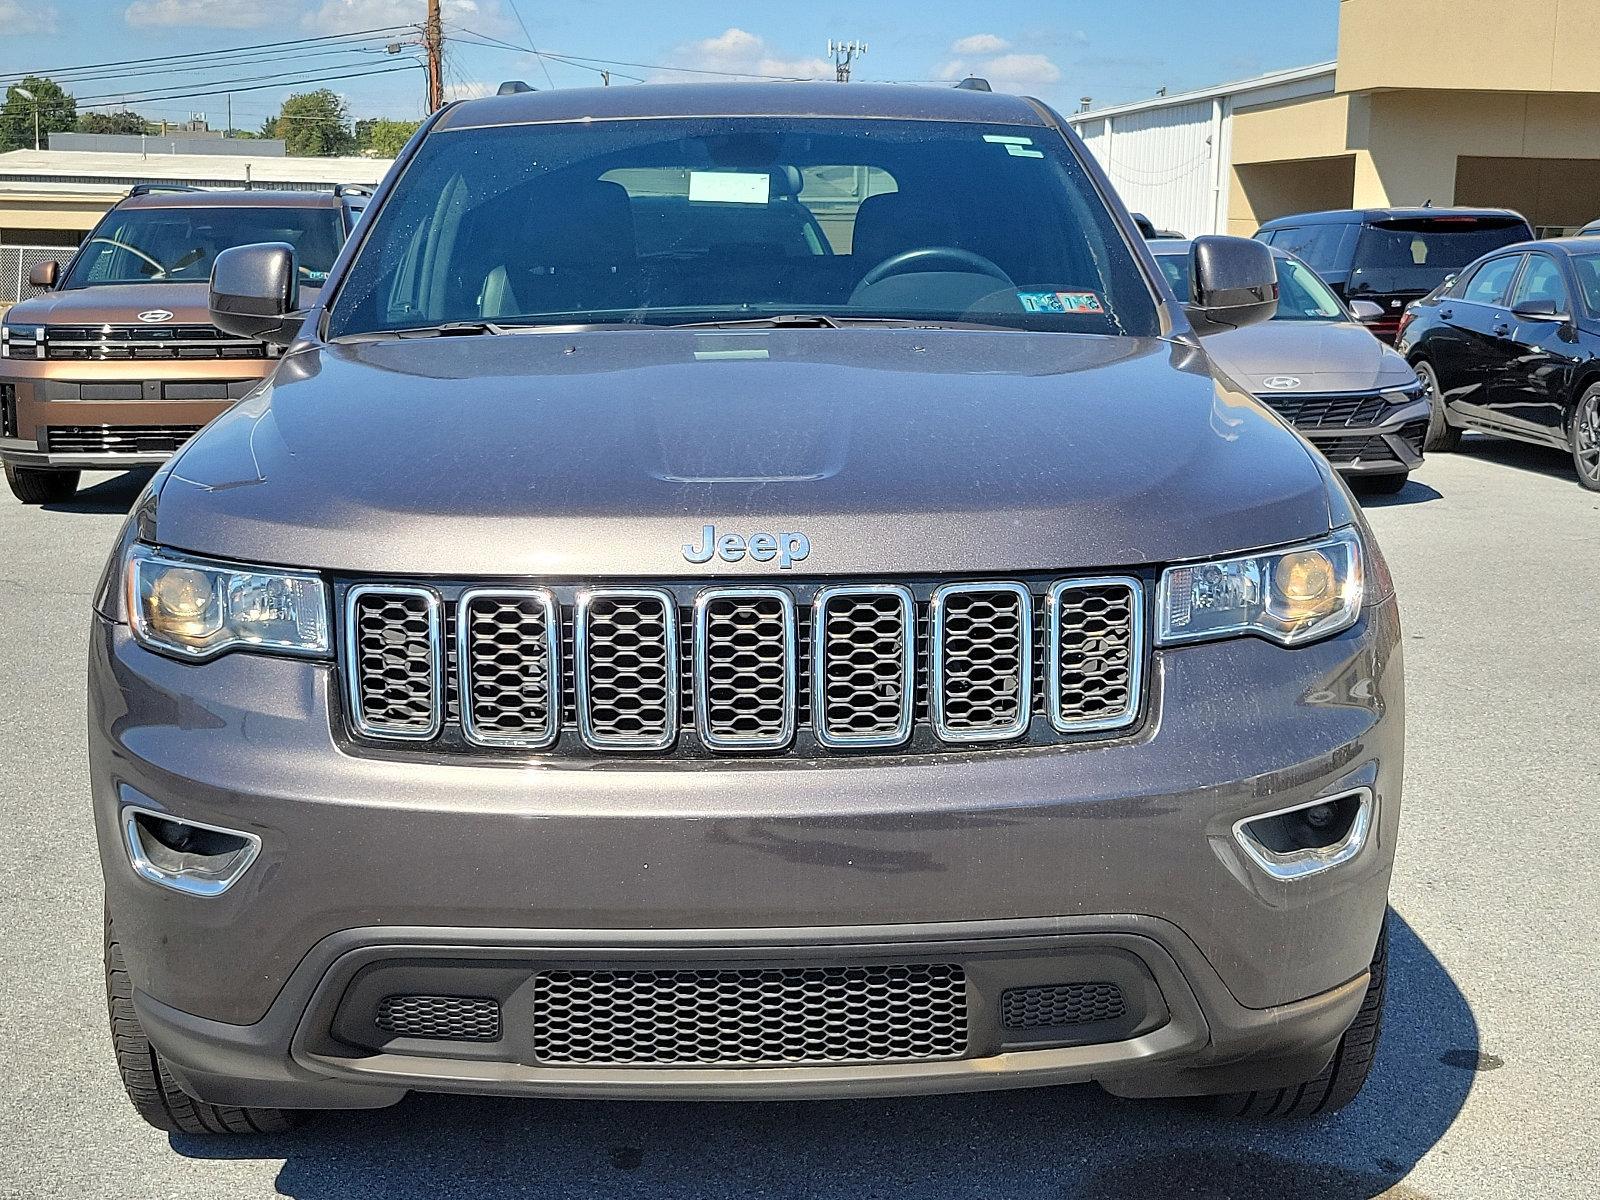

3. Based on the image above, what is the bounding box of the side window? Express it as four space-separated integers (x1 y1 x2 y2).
1507 254 1569 312
1255 228 1284 246
1460 255 1523 307
1272 224 1347 272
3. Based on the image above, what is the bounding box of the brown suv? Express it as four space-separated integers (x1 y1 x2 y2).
0 184 365 504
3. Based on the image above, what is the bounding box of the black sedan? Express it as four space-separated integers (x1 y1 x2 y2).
1398 238 1600 490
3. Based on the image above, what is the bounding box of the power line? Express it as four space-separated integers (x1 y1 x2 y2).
72 59 415 104
504 0 556 90
70 64 420 112
0 25 416 85
6 43 408 91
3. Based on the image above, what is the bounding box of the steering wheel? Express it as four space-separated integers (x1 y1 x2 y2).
86 236 169 279
857 246 1013 290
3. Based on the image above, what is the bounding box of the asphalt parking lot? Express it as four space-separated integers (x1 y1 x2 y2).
1 436 1596 1200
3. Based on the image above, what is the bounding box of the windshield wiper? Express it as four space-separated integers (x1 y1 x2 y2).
668 314 845 330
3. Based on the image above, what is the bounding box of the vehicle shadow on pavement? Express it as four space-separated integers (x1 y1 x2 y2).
40 468 154 515
1454 435 1580 486
173 911 1477 1200
1354 479 1443 509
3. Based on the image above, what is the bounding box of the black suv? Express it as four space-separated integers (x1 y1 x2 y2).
1255 208 1534 342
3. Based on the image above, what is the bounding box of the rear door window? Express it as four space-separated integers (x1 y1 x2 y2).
1458 255 1523 307
1270 224 1349 273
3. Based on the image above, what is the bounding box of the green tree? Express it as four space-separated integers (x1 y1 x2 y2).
356 117 420 158
1 76 77 152
78 110 152 136
265 89 356 157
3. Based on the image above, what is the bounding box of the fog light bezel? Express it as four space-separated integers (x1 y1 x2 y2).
121 804 261 897
1231 788 1374 882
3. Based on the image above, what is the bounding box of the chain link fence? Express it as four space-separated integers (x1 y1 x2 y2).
0 246 70 306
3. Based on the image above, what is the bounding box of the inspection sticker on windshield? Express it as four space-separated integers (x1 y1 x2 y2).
983 134 1044 158
1018 290 1105 315
688 171 770 204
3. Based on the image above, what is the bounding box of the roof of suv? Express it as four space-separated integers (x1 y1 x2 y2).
435 81 1052 132
1256 206 1527 229
115 188 351 211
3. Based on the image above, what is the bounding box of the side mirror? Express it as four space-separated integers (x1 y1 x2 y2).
209 242 301 344
27 260 58 290
1511 298 1567 322
1185 235 1278 336
1349 299 1386 322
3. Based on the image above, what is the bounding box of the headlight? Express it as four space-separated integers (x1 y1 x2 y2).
1157 528 1364 647
1380 378 1426 406
126 545 330 660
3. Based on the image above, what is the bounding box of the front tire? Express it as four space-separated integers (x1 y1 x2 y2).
1571 385 1600 492
5 463 79 504
1416 361 1460 453
1215 919 1387 1119
105 914 300 1135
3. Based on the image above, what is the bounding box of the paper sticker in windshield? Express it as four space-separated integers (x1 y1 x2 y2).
688 171 770 204
1018 290 1106 315
983 134 1044 158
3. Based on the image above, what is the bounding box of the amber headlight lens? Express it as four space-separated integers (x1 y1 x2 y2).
127 546 329 660
1157 528 1364 647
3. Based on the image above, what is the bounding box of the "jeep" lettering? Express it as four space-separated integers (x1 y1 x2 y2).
682 525 810 569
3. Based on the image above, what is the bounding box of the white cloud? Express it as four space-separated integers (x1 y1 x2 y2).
444 80 496 100
937 48 1062 95
668 27 830 81
304 0 510 35
125 0 272 28
0 0 58 34
951 33 1009 56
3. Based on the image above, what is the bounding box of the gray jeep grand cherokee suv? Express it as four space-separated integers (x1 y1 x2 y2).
90 83 1401 1133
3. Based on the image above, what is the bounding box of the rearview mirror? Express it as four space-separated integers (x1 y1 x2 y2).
1185 236 1278 337
27 260 58 290
1349 299 1385 322
1511 298 1567 322
209 242 301 344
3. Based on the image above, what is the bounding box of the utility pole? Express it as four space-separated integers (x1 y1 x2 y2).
423 0 444 111
827 39 866 83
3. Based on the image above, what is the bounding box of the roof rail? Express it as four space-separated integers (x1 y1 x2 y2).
954 77 992 92
127 182 202 197
333 183 373 198
497 80 535 95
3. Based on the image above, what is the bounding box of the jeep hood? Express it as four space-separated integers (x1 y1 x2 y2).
153 329 1335 577
1203 319 1414 395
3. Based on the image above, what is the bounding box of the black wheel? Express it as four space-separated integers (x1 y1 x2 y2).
1415 361 1460 453
105 913 300 1134
5 463 79 504
1215 919 1387 1119
1572 385 1600 492
1354 472 1409 496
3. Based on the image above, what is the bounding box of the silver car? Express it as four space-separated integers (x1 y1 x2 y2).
1153 240 1430 493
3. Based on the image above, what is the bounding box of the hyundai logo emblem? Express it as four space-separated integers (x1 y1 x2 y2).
1263 376 1303 391
137 309 173 323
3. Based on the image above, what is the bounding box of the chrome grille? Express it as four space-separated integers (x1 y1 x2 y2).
576 588 677 750
458 588 559 748
46 424 202 455
930 582 1032 742
342 576 1144 754
812 585 914 747
42 323 270 361
530 964 968 1066
345 585 443 739
694 587 796 750
1048 578 1143 733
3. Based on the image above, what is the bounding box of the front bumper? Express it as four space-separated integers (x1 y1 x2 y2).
91 599 1402 1108
1295 399 1431 477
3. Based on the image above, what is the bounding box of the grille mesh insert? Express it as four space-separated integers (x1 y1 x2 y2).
46 424 202 454
813 589 913 745
349 589 439 737
578 591 675 748
697 590 794 748
461 591 558 746
531 964 967 1065
1051 581 1140 730
1001 983 1127 1029
1259 392 1389 427
375 994 502 1041
933 585 1030 739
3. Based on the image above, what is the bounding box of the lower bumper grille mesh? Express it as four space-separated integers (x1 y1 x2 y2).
531 964 968 1065
1001 982 1127 1029
375 994 502 1042
45 424 202 454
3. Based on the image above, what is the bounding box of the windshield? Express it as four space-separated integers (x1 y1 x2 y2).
63 204 345 288
326 117 1159 338
1155 252 1346 322
1349 219 1529 296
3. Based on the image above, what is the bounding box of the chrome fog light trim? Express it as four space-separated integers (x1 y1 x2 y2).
121 804 261 897
1232 788 1374 882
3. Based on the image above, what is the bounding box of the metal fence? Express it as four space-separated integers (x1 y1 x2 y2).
0 246 69 306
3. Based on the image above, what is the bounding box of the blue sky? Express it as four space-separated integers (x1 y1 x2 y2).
0 1 1340 131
